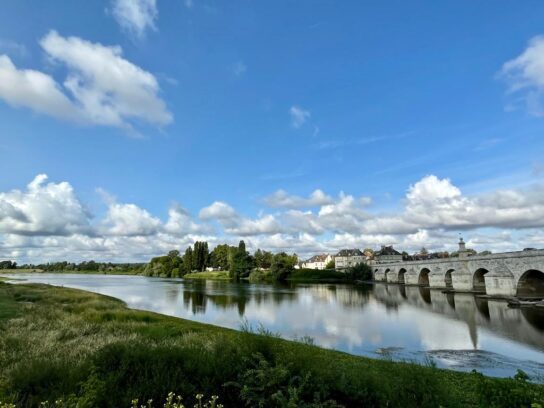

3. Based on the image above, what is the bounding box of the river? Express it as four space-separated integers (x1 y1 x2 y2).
3 273 544 379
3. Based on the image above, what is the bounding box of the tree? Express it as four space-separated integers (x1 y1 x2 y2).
254 249 273 269
229 240 251 280
183 247 194 275
210 244 229 270
325 259 335 270
270 252 297 281
193 241 209 271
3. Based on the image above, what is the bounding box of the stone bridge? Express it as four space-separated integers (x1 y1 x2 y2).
372 249 544 297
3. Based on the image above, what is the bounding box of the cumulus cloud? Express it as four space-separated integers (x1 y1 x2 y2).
2 174 544 263
199 201 282 236
111 0 158 38
101 203 161 236
0 174 91 236
0 31 172 131
289 105 310 128
500 35 544 116
262 189 334 209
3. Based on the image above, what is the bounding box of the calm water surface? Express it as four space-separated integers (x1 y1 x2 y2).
3 273 544 379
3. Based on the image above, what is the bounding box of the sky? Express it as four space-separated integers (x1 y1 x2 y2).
1 0 544 263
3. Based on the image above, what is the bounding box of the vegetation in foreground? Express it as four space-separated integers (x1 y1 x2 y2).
0 282 543 408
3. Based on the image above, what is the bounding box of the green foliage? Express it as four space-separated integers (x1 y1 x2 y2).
209 245 229 270
254 249 273 270
229 241 252 280
471 369 544 407
15 260 144 274
0 261 16 270
325 259 335 270
144 251 182 278
192 242 209 272
248 269 273 283
347 263 372 281
182 247 193 275
270 253 297 281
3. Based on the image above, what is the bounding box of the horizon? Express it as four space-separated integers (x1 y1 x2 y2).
1 1 544 263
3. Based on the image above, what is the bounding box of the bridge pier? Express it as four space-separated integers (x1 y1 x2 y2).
429 271 446 288
484 274 516 296
451 273 472 291
386 271 399 283
374 270 386 281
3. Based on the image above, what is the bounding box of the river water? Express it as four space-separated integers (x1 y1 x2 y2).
3 273 544 379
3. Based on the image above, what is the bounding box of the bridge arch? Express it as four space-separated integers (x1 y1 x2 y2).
384 268 391 282
398 268 407 284
445 269 454 289
473 268 489 293
516 270 544 299
418 268 430 286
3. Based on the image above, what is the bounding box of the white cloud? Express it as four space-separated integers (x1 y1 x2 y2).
0 174 91 236
0 31 172 131
0 55 81 122
3 174 544 263
101 202 161 236
500 35 544 116
41 31 172 128
289 105 310 128
262 189 333 209
165 203 210 235
111 0 158 38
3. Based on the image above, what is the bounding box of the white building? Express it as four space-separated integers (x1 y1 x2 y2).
335 249 365 270
302 254 333 270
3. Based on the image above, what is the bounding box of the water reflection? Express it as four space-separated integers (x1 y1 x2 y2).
3 273 544 378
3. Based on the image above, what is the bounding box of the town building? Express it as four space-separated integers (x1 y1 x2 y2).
335 249 365 270
374 245 403 264
302 254 333 270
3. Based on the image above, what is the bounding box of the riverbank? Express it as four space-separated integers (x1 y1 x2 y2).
0 282 542 407
183 271 230 280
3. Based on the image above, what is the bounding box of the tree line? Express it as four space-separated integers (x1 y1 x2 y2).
144 240 298 281
9 261 145 273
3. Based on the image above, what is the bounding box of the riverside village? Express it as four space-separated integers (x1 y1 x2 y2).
301 238 544 303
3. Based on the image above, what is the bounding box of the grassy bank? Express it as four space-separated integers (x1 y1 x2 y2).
183 271 230 280
0 282 542 407
287 268 351 283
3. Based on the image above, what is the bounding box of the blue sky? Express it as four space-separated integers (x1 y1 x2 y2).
1 0 544 262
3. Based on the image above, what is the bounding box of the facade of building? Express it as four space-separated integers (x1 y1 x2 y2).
302 254 333 270
335 249 365 270
374 245 403 264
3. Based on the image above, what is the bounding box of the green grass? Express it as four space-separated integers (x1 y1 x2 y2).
0 282 542 408
287 268 351 283
183 271 230 280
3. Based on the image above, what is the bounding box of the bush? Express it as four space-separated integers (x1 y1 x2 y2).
347 263 372 281
270 253 297 281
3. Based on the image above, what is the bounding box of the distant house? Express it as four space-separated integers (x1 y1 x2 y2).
335 249 365 270
302 254 333 270
374 245 403 264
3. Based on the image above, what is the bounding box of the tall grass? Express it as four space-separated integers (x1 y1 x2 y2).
0 282 543 407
